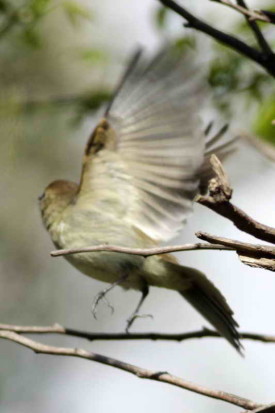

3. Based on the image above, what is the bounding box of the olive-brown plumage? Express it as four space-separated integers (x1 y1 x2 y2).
39 49 241 352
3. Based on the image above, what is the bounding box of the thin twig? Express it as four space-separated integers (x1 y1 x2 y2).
211 0 271 24
261 10 275 26
197 156 275 245
196 232 275 259
239 255 275 272
0 330 263 410
198 190 275 244
51 237 275 272
159 0 275 77
2 323 275 344
243 403 275 413
51 242 232 258
235 0 272 55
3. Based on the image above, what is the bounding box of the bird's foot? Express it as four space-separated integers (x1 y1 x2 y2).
125 313 153 333
91 274 129 320
91 289 115 319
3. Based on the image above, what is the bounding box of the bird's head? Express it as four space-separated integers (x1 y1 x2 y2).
39 180 78 230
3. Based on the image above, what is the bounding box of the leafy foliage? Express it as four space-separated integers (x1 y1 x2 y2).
62 1 93 26
1 1 275 143
73 90 112 123
80 48 108 64
155 6 169 30
253 97 275 143
0 0 92 46
207 45 273 115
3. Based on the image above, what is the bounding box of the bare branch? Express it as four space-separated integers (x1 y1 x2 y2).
194 156 275 271
0 323 67 335
0 330 264 410
158 0 275 77
51 236 275 272
197 197 275 244
211 0 270 24
235 0 272 55
207 154 232 200
212 0 273 54
235 0 271 56
261 10 275 26
196 232 275 259
3 323 275 344
197 156 275 244
243 403 275 413
239 255 275 272
51 242 232 258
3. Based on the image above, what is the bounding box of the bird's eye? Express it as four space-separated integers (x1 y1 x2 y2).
38 192 45 201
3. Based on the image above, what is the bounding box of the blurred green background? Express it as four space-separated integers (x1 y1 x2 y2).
1 1 275 412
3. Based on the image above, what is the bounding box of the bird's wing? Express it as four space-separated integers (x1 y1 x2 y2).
77 48 210 243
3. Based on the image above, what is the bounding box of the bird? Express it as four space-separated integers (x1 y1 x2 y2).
39 47 241 352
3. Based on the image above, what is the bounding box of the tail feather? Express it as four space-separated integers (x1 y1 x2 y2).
181 278 242 353
145 256 242 353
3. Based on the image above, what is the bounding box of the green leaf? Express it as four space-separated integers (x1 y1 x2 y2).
80 49 108 64
155 6 168 30
208 55 242 95
173 36 196 52
62 1 92 26
18 0 52 24
71 90 112 124
28 0 52 18
0 0 8 13
254 97 275 144
80 90 111 111
21 27 41 47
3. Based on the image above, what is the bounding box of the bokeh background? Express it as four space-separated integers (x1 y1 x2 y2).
1 1 275 412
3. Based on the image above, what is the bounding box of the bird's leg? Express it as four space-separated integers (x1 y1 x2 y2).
125 284 150 332
91 273 129 319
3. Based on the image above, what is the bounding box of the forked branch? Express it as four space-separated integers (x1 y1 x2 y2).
158 0 275 77
0 329 264 410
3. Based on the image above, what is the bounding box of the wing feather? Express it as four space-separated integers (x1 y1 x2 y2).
78 47 236 242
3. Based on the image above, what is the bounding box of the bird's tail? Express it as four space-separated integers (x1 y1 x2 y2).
148 257 242 353
180 281 242 353
179 266 242 353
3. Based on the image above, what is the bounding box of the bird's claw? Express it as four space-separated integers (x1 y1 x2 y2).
125 313 153 333
91 291 114 319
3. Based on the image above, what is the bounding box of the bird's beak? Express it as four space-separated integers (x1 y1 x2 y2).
38 192 45 201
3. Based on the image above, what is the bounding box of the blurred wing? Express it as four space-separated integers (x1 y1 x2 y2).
78 48 207 243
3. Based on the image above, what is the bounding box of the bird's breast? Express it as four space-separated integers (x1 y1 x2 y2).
51 210 147 290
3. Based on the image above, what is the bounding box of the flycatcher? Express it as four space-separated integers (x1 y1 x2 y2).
39 48 241 352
